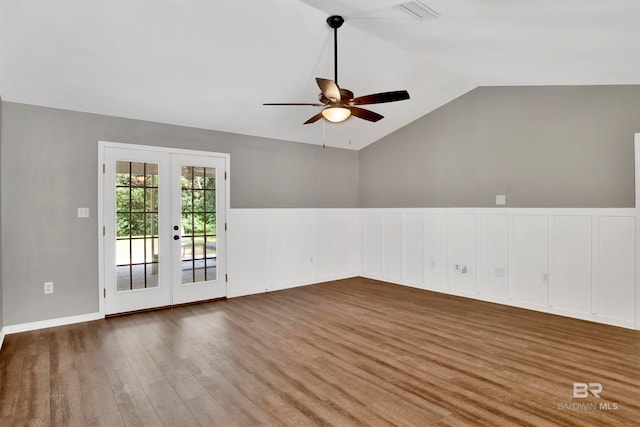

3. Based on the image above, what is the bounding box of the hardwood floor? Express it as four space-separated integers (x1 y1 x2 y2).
1 277 639 426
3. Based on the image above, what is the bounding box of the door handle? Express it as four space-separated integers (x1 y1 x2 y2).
174 235 180 240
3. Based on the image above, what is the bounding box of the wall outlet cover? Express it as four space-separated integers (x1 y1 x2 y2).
496 195 506 205
78 207 90 218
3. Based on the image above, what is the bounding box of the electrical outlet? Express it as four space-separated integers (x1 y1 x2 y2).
44 282 54 294
77 207 90 218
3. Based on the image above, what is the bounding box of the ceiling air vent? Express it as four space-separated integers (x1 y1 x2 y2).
398 1 440 20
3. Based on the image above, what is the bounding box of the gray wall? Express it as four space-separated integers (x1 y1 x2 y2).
0 102 359 326
3 84 639 327
360 85 640 208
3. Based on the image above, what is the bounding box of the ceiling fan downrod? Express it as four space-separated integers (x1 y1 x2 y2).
327 15 344 85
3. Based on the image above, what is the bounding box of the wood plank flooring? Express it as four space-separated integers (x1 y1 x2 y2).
1 277 639 426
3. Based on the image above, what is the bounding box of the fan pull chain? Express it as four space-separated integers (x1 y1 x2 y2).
349 120 352 145
322 120 326 149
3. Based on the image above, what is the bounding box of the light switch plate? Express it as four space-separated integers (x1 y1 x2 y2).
78 207 90 218
496 195 506 206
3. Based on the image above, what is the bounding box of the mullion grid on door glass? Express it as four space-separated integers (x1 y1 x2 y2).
181 166 216 284
204 168 216 281
115 161 159 291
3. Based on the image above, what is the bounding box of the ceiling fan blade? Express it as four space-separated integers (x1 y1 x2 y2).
263 103 325 106
316 78 341 102
350 107 384 122
351 90 410 105
304 112 325 124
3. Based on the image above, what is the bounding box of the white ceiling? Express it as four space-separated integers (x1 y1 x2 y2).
1 0 639 150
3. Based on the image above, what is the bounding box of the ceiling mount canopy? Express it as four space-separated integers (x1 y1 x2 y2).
264 14 410 125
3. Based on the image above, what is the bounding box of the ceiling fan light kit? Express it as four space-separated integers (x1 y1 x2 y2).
264 15 410 125
322 106 351 123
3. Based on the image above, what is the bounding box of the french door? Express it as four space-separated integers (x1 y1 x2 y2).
101 144 227 315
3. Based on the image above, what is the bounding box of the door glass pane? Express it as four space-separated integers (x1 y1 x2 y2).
115 161 160 291
181 166 217 284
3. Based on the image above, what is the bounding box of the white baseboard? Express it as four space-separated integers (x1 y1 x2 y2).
361 208 639 331
2 312 103 336
362 274 637 330
228 275 358 299
0 327 5 351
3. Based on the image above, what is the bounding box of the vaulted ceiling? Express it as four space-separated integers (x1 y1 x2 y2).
1 1 639 149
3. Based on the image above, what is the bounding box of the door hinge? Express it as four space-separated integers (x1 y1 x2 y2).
103 163 106 173
103 288 106 298
225 222 227 231
224 171 227 180
103 226 106 236
225 274 228 283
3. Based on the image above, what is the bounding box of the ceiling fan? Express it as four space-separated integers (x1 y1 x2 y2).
264 15 410 124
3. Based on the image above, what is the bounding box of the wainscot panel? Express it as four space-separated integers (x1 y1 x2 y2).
361 208 638 329
228 209 360 297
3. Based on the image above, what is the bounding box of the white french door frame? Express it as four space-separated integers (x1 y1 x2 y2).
635 133 640 330
97 141 230 317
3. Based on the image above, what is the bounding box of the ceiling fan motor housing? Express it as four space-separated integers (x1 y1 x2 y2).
319 88 354 104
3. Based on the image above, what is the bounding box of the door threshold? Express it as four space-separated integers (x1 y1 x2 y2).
105 297 227 318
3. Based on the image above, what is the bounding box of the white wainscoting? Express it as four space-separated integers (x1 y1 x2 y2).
1 206 635 349
227 207 637 329
228 209 360 297
361 208 638 329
